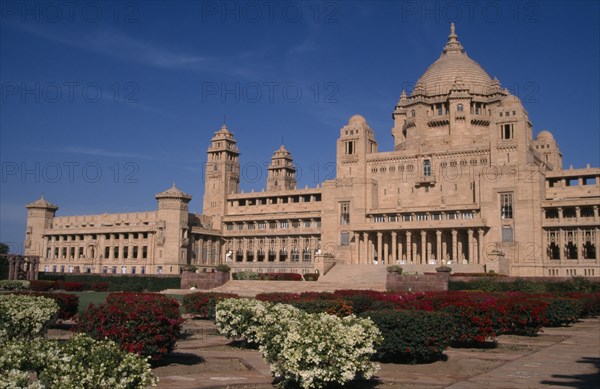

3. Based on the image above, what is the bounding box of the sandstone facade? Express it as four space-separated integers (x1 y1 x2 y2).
25 25 599 277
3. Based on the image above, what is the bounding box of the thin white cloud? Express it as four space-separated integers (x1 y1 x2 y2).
25 146 156 160
7 22 258 77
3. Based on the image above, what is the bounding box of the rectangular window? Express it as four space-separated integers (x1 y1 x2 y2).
280 221 289 229
501 123 513 140
374 215 384 223
502 226 514 242
340 202 350 225
423 160 432 176
501 193 513 219
402 214 413 222
340 231 350 246
258 221 266 229
416 213 427 221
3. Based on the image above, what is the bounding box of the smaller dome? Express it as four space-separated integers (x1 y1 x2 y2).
349 114 367 125
536 130 554 142
155 183 192 200
26 195 58 210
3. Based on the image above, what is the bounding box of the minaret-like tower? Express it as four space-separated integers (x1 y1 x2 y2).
203 124 240 225
155 184 192 274
267 145 296 191
25 195 58 257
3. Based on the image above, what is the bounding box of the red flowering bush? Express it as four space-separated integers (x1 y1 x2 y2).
77 292 184 360
495 293 546 336
182 292 239 319
29 280 56 291
563 292 600 317
55 281 86 292
10 291 79 320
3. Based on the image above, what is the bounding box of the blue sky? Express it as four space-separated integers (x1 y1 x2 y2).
1 0 599 252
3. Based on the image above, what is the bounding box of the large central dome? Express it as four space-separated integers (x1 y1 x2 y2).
413 24 493 96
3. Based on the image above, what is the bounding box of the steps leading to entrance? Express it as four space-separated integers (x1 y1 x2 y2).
207 264 388 297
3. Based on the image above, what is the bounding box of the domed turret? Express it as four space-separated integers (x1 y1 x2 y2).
413 23 493 96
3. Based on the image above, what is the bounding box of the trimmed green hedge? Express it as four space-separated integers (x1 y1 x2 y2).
39 273 180 292
363 310 454 363
449 276 600 293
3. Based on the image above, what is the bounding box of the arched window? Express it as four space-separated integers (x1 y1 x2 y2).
457 104 464 112
411 109 416 117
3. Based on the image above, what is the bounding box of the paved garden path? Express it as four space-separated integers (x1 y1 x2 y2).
155 317 600 389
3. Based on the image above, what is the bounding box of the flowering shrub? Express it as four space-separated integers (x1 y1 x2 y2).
0 294 58 341
215 299 381 388
182 292 239 319
496 294 546 336
363 309 454 363
0 280 29 291
77 293 184 360
54 281 86 291
564 292 600 317
0 334 157 388
11 292 79 320
303 273 319 281
542 297 583 327
30 280 56 291
215 298 269 346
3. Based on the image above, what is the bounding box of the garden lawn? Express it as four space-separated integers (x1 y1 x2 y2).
72 292 110 313
72 292 186 314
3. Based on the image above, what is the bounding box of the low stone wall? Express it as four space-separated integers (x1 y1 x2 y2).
181 271 230 290
387 270 450 292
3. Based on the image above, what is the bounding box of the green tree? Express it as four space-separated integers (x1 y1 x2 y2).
0 243 9 255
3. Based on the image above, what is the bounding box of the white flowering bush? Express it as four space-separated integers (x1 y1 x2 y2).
0 334 157 388
215 298 269 345
0 280 30 291
215 299 381 388
0 294 58 341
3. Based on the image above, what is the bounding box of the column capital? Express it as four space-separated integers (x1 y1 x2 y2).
421 230 427 237
451 229 458 236
436 230 442 236
377 232 383 237
391 231 397 237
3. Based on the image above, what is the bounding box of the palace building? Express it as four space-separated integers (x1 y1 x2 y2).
25 25 600 277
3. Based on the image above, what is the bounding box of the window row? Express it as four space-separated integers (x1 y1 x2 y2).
226 219 321 231
47 232 150 241
230 194 322 207
370 211 476 223
370 158 488 174
545 206 596 219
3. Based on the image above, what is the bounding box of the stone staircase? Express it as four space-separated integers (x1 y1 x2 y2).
202 264 388 297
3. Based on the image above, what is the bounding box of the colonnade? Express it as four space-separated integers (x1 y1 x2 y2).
353 229 485 265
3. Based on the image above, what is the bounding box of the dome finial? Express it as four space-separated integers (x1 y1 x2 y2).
443 23 463 53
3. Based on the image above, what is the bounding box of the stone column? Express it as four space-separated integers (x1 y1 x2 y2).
558 229 565 262
354 232 360 264
118 234 125 261
451 230 458 262
420 231 427 264
383 238 389 265
576 228 583 263
595 227 600 262
406 232 412 263
477 229 484 264
8 256 16 280
467 230 475 264
215 240 221 265
391 232 397 263
558 207 563 223
197 237 204 264
377 232 383 265
436 230 442 262
362 233 368 264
